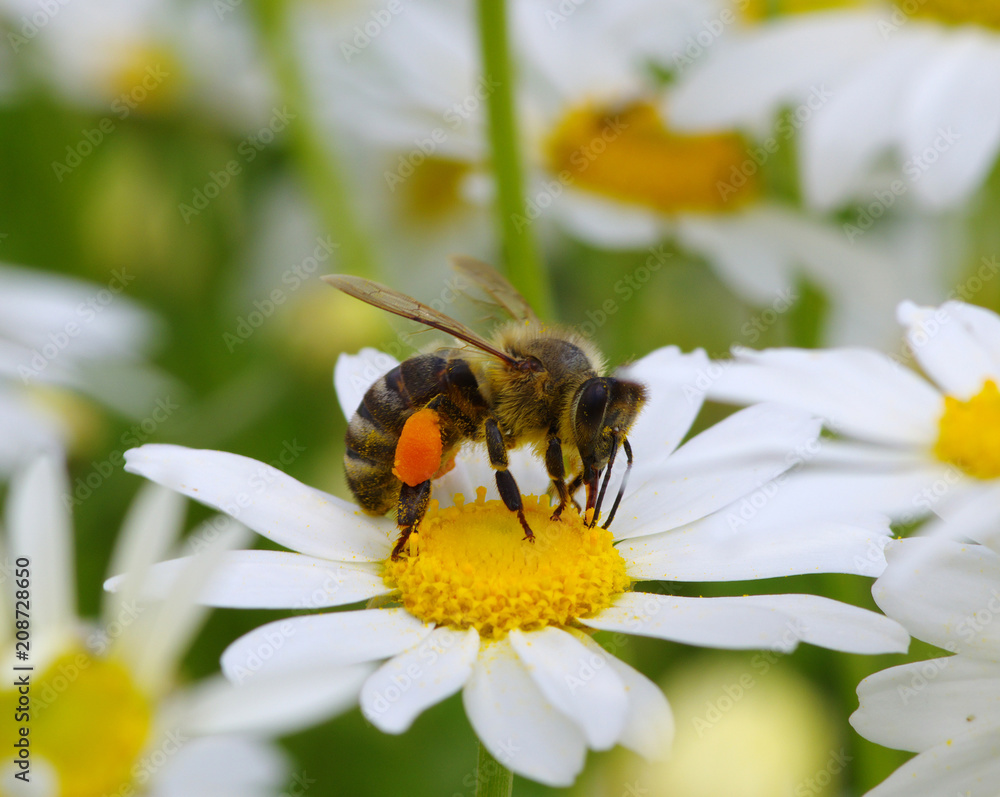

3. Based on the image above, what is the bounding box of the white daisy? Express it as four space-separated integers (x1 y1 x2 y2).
120 345 907 787
0 0 275 130
704 298 1000 545
851 536 1000 796
0 262 169 478
0 456 296 797
669 3 1000 211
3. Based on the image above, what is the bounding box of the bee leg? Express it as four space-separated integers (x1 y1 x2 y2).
544 433 571 521
484 417 535 542
392 480 432 559
565 473 584 513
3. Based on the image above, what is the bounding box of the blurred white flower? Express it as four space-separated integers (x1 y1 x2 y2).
120 345 906 787
0 262 171 478
0 457 292 797
852 537 1000 796
706 299 1000 546
670 3 1000 211
0 0 276 130
295 0 942 345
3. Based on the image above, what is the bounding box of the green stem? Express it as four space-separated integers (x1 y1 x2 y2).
475 740 513 797
475 0 552 316
256 0 379 278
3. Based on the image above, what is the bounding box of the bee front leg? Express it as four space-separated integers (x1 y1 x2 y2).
544 433 571 521
484 417 534 542
392 480 431 559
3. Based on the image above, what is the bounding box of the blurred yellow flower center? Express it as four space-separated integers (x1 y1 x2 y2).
935 380 1000 478
742 0 867 21
544 101 758 213
0 649 153 797
383 488 630 640
897 0 1000 29
106 43 181 114
399 157 472 220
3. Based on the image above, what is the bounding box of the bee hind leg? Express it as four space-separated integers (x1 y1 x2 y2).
392 479 432 559
484 418 534 542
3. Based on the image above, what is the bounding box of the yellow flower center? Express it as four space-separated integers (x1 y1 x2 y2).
935 379 1000 478
398 157 473 221
105 44 181 114
896 0 1000 28
544 101 759 214
383 489 631 640
1 648 153 797
742 0 868 21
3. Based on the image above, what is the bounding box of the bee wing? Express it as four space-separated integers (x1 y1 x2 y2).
450 255 540 324
323 274 519 366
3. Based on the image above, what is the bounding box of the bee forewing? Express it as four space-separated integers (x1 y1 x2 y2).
323 274 517 365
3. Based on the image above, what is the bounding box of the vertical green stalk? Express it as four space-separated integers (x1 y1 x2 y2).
475 740 513 797
475 0 552 317
256 0 379 278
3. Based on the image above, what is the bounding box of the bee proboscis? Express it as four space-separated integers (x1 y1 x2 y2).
325 258 646 559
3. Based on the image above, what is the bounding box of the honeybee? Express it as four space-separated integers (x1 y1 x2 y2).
324 258 646 559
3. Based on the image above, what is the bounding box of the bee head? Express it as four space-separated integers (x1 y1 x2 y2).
571 377 646 526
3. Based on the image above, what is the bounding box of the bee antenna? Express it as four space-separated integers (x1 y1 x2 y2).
590 438 619 528
601 438 633 530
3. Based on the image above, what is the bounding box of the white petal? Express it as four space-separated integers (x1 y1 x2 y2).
124 444 392 562
901 34 1000 210
615 403 821 539
180 668 371 738
334 348 400 421
863 727 1000 797
462 637 587 787
103 484 187 621
617 346 711 464
919 482 1000 552
727 594 908 654
897 300 1000 398
126 519 250 694
874 538 1000 660
852 656 1000 754
7 456 76 658
583 635 674 759
434 446 549 508
669 11 886 133
706 347 942 447
580 592 802 652
621 516 892 581
220 609 433 681
361 627 479 733
673 209 794 304
800 31 937 210
147 735 289 797
509 627 627 750
106 550 389 609
549 189 666 249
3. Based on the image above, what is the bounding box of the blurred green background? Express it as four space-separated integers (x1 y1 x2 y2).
3 0 999 794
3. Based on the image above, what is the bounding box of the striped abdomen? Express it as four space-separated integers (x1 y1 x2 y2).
344 354 451 515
